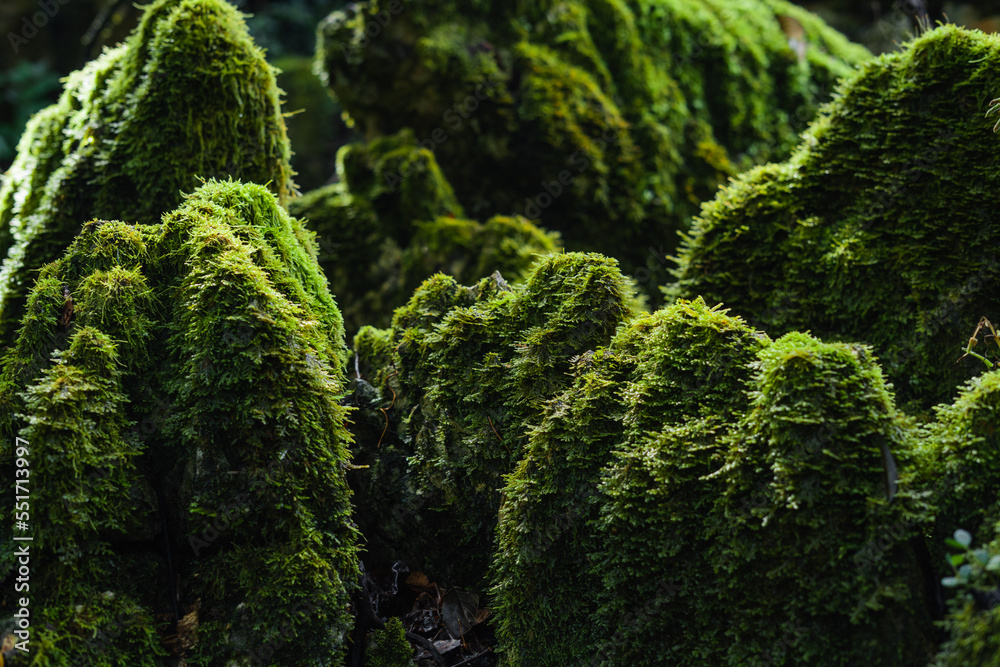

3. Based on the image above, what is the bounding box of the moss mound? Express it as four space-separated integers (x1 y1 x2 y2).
492 298 768 665
316 0 868 304
348 252 638 584
670 24 1000 411
287 132 559 334
492 318 937 665
0 180 357 665
670 333 934 665
0 0 294 351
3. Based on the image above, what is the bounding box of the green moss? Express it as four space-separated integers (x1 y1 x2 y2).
288 133 559 334
686 333 934 665
0 180 357 665
316 0 868 305
670 24 1000 411
0 0 294 351
348 252 638 584
364 617 416 667
492 298 769 665
492 315 937 664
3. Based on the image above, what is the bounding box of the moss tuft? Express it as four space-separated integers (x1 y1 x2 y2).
0 180 357 665
492 298 768 665
288 132 559 334
364 617 416 667
0 0 294 351
670 24 1000 410
348 252 638 584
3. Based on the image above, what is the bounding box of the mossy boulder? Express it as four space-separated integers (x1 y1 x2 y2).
316 0 869 304
493 310 938 665
348 252 638 584
0 0 294 351
492 298 768 666
664 333 934 665
0 180 357 665
670 24 1000 411
288 132 560 334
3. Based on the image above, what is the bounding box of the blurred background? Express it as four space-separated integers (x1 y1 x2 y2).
2 0 1000 186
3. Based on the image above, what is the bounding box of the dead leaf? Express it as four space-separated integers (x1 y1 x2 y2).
177 599 200 652
441 588 479 640
406 571 430 590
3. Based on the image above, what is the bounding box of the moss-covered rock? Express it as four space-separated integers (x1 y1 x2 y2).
670 24 1000 411
348 252 638 585
0 0 294 351
0 180 357 665
288 132 560 334
492 311 938 665
492 298 768 665
316 0 869 304
916 370 1000 585
673 333 934 666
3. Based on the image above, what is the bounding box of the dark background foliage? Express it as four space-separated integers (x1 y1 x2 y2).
4 0 1000 176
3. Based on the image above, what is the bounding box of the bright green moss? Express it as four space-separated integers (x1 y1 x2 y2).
288 133 559 333
364 617 416 667
348 252 638 584
492 298 769 666
493 318 937 665
317 0 868 305
0 180 357 665
0 0 294 351
670 24 1000 411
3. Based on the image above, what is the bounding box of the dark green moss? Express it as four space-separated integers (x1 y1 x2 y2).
0 0 294 351
288 132 559 334
686 333 934 666
670 24 1000 411
316 0 868 305
348 252 638 584
0 180 357 665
